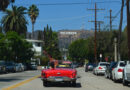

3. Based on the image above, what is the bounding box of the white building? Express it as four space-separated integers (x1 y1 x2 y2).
26 39 44 56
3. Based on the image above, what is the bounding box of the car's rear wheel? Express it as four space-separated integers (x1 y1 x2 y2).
66 81 71 86
43 81 48 87
71 80 76 87
105 72 108 78
108 73 111 79
123 73 128 86
13 68 16 73
85 69 88 72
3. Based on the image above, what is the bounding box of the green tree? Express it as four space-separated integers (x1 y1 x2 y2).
96 30 128 61
1 5 27 35
43 25 61 60
0 31 34 62
37 31 43 40
69 39 94 62
0 33 8 60
28 4 39 39
0 0 15 11
120 27 128 60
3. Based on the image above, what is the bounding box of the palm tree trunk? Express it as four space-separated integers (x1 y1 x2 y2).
127 0 130 60
32 23 34 39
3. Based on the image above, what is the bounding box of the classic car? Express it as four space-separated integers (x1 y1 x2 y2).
41 61 77 87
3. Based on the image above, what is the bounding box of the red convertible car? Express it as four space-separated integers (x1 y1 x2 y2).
41 61 77 87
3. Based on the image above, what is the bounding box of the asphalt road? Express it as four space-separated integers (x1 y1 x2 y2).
1 68 130 90
0 70 40 90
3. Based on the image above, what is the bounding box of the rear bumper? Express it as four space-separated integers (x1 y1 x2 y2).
41 76 76 82
97 70 105 74
116 72 123 80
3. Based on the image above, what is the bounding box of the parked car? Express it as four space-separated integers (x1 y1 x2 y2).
73 63 79 68
0 61 6 73
105 61 117 79
15 63 24 72
29 64 37 70
5 61 16 73
85 63 96 72
41 61 77 87
23 63 27 71
77 62 84 67
122 61 130 86
94 62 109 75
112 61 126 82
93 65 97 75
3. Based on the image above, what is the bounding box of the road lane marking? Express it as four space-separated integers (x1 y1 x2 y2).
2 75 40 90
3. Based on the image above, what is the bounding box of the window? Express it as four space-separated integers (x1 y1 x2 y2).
120 62 126 67
37 43 41 47
100 63 109 66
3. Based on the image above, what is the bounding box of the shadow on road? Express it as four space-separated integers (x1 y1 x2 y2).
0 78 21 82
43 82 82 88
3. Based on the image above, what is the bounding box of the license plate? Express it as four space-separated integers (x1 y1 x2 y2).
55 78 63 82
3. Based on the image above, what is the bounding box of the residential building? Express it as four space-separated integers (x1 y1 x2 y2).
26 39 44 56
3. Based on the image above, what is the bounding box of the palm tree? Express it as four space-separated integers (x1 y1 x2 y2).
28 4 39 39
1 5 28 35
0 0 15 11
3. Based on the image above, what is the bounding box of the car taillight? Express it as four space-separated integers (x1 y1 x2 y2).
112 68 114 70
118 69 123 72
72 72 76 78
98 67 102 69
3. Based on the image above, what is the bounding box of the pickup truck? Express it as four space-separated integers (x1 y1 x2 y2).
41 62 77 87
122 61 130 86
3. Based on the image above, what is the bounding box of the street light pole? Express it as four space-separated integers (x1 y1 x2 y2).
114 38 117 62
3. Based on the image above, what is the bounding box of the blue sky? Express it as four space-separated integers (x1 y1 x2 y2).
0 0 127 32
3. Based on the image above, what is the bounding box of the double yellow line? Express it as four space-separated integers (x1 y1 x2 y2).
2 75 40 90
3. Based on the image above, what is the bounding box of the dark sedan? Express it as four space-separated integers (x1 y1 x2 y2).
5 61 16 73
105 61 117 79
85 63 96 72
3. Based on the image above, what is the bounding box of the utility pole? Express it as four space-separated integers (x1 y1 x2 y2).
118 0 124 61
87 3 104 63
110 9 112 31
98 21 104 32
126 0 130 60
105 9 115 31
89 21 104 32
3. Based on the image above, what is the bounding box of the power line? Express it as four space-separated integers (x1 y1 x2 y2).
36 14 94 22
103 9 122 30
103 1 127 29
15 1 121 6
